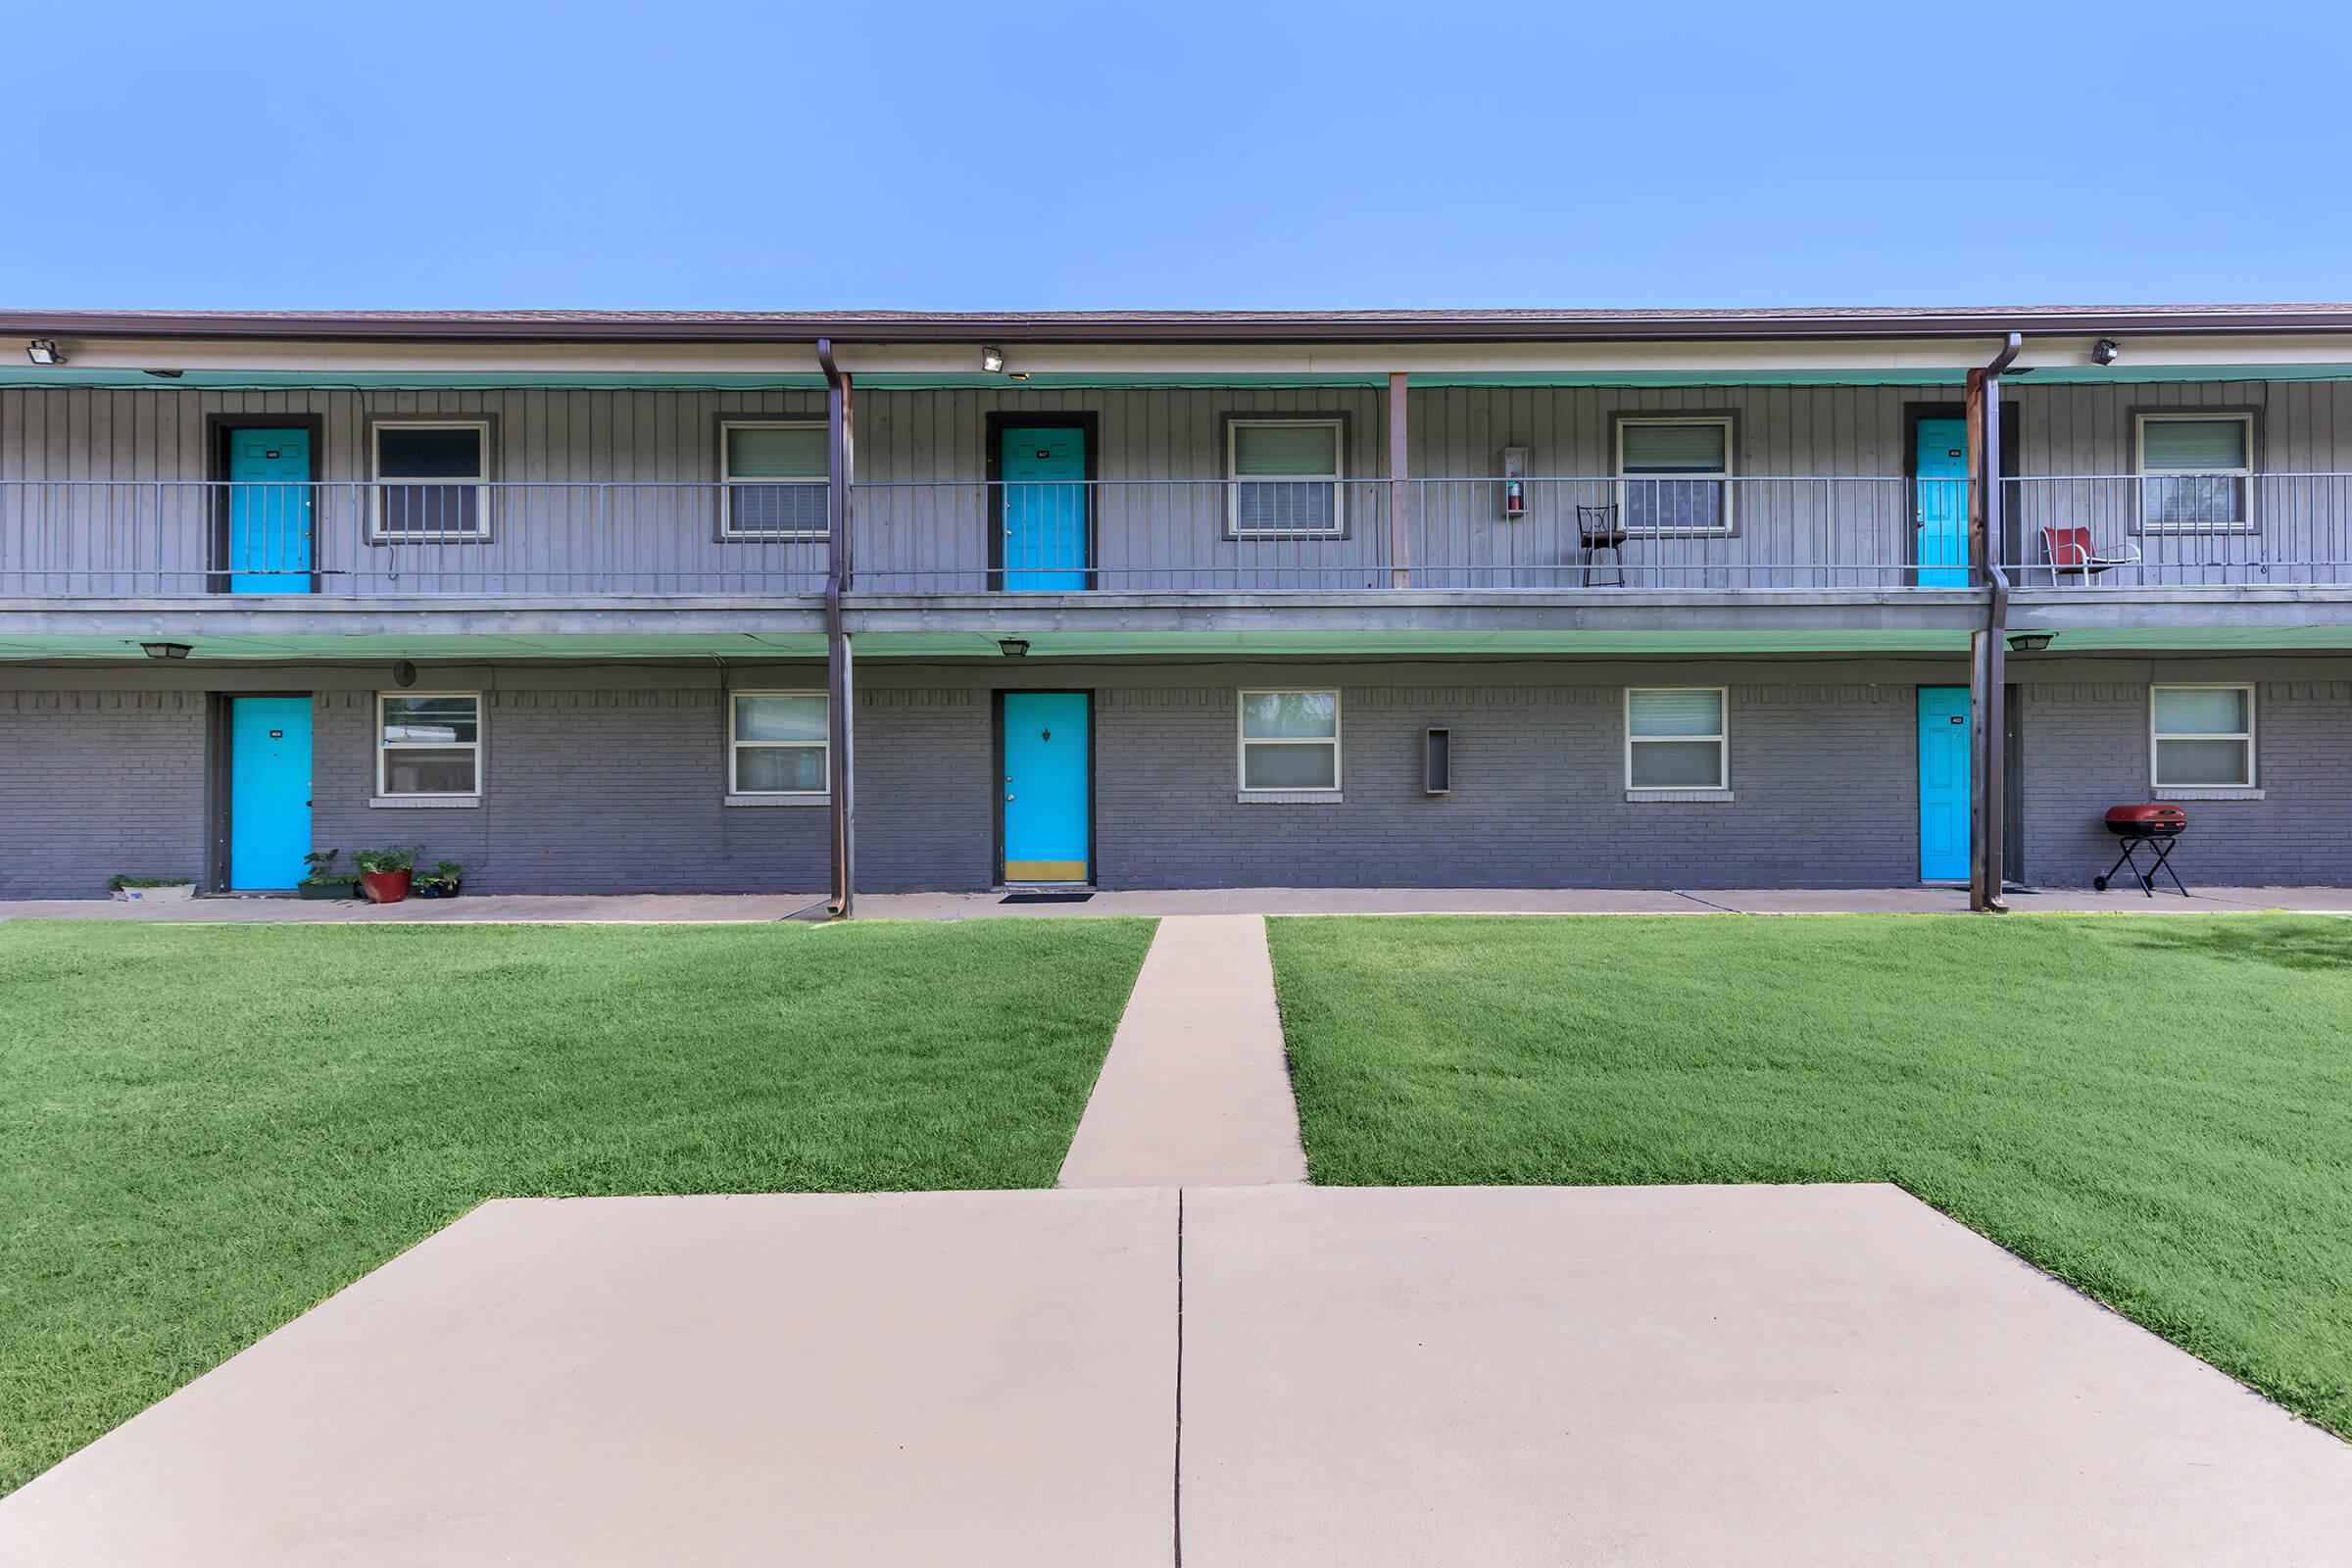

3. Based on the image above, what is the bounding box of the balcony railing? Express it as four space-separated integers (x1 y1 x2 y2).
852 476 1968 592
0 482 829 596
7 473 2352 600
1998 474 2352 588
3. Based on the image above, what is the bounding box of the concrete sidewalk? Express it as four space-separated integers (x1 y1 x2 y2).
7 885 2347 924
4 1186 2347 1566
1057 915 1307 1189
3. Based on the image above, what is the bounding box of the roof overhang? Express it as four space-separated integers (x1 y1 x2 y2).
10 330 2352 391
8 305 2352 345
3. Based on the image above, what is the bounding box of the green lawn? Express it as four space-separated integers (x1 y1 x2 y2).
0 917 1154 1494
1269 912 2352 1440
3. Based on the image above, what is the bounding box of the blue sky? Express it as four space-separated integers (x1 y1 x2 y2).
6 1 2347 310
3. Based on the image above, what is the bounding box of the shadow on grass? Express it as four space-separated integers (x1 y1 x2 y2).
2104 914 2352 974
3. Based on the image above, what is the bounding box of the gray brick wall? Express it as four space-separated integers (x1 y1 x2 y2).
0 691 209 897
2019 678 2352 887
4 657 2348 898
1094 680 1922 889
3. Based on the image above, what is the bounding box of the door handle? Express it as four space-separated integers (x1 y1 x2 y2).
1006 794 1015 802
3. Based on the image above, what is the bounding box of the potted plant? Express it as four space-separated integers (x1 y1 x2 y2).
413 859 466 899
354 846 420 904
298 849 360 901
108 874 196 903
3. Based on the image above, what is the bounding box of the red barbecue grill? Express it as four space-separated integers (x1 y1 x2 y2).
2096 804 2189 896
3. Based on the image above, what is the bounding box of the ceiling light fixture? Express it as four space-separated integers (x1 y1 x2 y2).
998 637 1030 659
139 641 192 661
2007 632 2053 653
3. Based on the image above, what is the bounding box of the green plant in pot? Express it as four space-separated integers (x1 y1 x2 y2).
354 846 421 904
413 859 466 899
298 849 360 901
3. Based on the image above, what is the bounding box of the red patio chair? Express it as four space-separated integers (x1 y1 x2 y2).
2042 524 2141 583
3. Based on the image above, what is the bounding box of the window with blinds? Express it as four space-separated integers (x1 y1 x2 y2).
721 422 830 538
1626 687 1728 790
731 691 829 794
1617 416 1733 532
2151 684 2254 788
1238 689 1342 791
372 420 490 539
2136 414 2252 532
1228 418 1345 536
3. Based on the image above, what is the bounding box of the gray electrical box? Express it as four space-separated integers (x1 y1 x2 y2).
1424 726 1451 795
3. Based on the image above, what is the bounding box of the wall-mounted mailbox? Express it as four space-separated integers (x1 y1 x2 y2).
1425 726 1451 795
1499 447 1529 518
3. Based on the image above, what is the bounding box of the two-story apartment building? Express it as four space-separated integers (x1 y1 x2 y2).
5 305 2351 908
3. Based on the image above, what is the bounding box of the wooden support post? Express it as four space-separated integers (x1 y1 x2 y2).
1388 370 1411 589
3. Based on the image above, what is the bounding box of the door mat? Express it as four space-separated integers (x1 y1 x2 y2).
1000 892 1096 905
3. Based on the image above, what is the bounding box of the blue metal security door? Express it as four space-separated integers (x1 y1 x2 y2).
1917 686 1971 881
229 697 313 889
227 428 314 593
1003 692 1090 883
1914 417 1968 588
1001 426 1088 590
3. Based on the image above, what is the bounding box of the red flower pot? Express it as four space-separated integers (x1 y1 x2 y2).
361 868 413 904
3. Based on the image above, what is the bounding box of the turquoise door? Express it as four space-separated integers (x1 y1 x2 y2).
227 428 313 593
1001 426 1088 590
1917 686 1971 881
230 697 313 889
1003 692 1090 883
1914 417 1968 587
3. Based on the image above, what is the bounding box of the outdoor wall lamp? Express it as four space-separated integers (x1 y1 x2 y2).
2091 338 2121 367
998 638 1030 658
2007 632 2053 653
139 642 192 661
980 345 1004 374
25 339 65 366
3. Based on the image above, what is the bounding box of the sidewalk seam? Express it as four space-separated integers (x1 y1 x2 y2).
1171 1186 1186 1568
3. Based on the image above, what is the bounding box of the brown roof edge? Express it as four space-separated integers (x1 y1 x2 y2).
4 305 2352 345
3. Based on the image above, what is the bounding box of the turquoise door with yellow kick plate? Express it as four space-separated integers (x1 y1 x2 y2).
1003 692 1090 883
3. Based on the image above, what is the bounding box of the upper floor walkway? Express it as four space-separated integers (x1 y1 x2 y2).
7 305 2352 640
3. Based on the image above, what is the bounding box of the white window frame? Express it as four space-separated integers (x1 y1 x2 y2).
375 691 483 799
1614 415 1736 534
1624 686 1730 791
1226 417 1347 539
2150 682 2255 790
717 419 831 541
1236 688 1343 794
2134 412 2255 534
369 418 492 541
729 689 830 797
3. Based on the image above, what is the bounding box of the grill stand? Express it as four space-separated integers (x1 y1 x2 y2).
2094 834 2189 898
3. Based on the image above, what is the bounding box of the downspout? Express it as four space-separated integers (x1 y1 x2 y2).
1969 330 2024 912
818 338 857 917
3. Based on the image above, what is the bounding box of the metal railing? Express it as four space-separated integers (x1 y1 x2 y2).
1997 473 2352 588
0 481 830 596
852 476 1971 592
13 471 2352 599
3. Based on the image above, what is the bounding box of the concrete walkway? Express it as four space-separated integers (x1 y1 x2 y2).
1057 915 1307 1189
5 1186 2347 1566
7 885 2349 924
